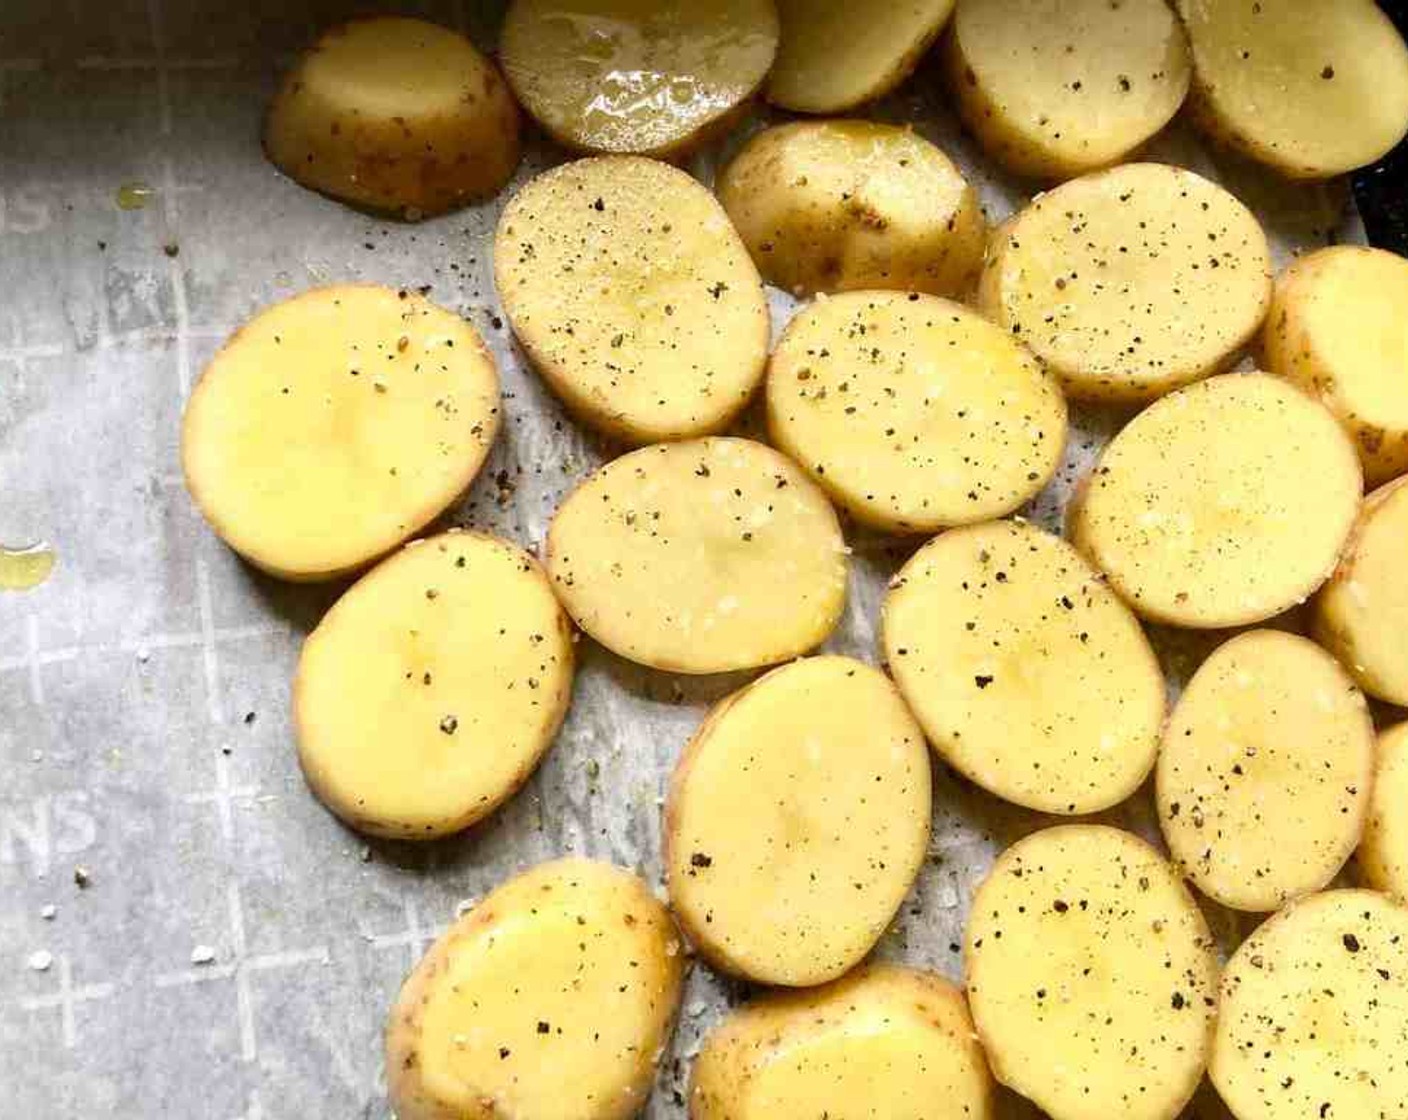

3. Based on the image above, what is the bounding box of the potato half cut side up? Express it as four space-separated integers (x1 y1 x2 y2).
1359 722 1408 905
387 858 684 1120
181 285 500 581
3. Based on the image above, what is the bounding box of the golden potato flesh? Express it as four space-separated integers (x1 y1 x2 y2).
1359 722 1408 905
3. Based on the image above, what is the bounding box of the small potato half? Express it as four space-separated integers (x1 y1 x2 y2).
265 18 520 218
1359 722 1408 904
1180 0 1408 178
966 824 1219 1120
717 121 986 298
1212 890 1408 1120
1156 630 1374 913
665 656 931 986
387 857 684 1120
691 964 993 1120
946 0 1190 179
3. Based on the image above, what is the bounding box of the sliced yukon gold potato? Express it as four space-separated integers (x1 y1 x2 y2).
767 291 1065 533
883 520 1164 815
264 18 519 218
946 0 1190 179
500 0 778 157
1314 475 1408 705
1265 246 1408 486
182 286 500 581
691 964 992 1120
495 157 770 443
767 0 955 113
1212 890 1408 1120
966 825 1218 1120
1360 723 1408 904
1070 373 1361 628
295 531 573 840
387 857 684 1120
1180 0 1408 178
716 122 986 298
1156 630 1374 912
546 438 847 673
665 656 930 986
977 163 1272 402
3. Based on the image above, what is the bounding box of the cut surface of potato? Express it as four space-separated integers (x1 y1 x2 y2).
1212 890 1408 1120
1360 723 1408 904
947 0 1190 179
966 825 1218 1120
1265 246 1408 486
767 0 955 113
1314 475 1408 705
768 292 1065 533
1071 373 1361 628
1156 630 1374 913
1180 0 1408 178
717 122 986 298
978 163 1271 402
182 285 500 581
547 438 847 673
665 656 930 986
884 520 1164 815
495 157 769 443
387 857 684 1120
264 17 519 217
295 531 573 840
691 964 992 1120
500 0 778 157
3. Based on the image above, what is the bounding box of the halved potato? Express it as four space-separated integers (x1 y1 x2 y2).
295 531 574 840
1156 630 1374 913
767 0 955 113
1179 0 1408 178
977 163 1272 403
665 656 930 986
691 964 992 1120
1264 246 1408 486
1313 475 1408 705
1070 373 1362 628
966 824 1219 1120
500 0 778 157
1359 723 1408 904
767 291 1065 533
264 17 520 218
717 121 986 298
883 520 1164 815
387 857 684 1120
494 157 770 443
546 438 847 673
182 285 500 581
946 0 1190 179
1212 890 1408 1120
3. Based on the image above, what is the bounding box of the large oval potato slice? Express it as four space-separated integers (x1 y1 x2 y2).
1180 0 1408 178
691 964 992 1120
717 122 985 298
1265 246 1408 487
884 520 1164 815
1212 890 1408 1120
1070 373 1361 628
546 438 847 673
1359 722 1408 905
500 0 778 157
977 163 1272 403
665 656 930 986
767 291 1065 533
495 157 770 443
946 0 1190 180
966 825 1219 1120
1314 475 1408 705
1156 630 1374 912
387 857 684 1120
295 531 574 840
182 285 500 581
264 18 519 218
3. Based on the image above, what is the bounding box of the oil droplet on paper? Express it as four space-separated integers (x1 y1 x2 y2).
115 182 154 211
0 542 56 591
